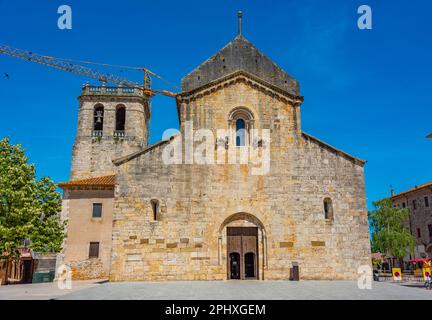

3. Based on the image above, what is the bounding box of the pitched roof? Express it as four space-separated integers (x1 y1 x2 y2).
391 181 432 199
112 136 175 166
58 175 115 189
181 35 299 95
302 132 366 166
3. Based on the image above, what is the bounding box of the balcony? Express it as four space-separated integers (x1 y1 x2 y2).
81 85 144 97
113 130 126 138
92 130 103 137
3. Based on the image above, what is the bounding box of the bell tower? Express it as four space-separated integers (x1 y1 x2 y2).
70 84 150 180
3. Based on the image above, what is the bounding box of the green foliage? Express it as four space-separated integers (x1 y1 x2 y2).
372 257 382 269
0 138 66 259
368 198 415 258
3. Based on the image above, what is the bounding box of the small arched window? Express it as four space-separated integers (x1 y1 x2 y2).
236 119 246 146
324 198 333 221
150 199 159 221
93 105 104 132
115 105 126 132
228 107 254 147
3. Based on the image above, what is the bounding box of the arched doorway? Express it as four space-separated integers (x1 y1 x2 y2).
218 212 267 280
229 252 241 279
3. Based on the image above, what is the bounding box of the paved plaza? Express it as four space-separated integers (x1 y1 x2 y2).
0 280 431 300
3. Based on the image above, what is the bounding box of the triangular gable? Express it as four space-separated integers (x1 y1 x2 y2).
181 35 299 96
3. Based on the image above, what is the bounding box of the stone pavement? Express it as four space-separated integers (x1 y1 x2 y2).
0 279 104 300
1 280 432 300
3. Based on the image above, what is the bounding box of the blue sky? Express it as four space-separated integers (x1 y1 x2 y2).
0 0 431 209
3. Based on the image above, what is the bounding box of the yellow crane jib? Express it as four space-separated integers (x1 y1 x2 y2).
0 44 177 98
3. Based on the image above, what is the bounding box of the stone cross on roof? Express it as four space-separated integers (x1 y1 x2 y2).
237 11 243 35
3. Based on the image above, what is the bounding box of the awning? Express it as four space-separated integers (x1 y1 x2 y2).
371 253 384 260
18 248 32 259
408 258 427 263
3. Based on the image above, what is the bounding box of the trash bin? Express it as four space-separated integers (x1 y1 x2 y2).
373 270 380 282
32 271 55 283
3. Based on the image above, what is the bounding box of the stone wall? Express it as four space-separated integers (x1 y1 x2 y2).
393 187 432 257
109 80 371 281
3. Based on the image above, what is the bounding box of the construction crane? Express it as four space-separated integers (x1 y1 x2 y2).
0 44 177 98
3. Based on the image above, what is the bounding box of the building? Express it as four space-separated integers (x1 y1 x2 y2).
391 182 432 259
0 249 56 285
0 248 33 285
58 16 371 281
58 176 114 279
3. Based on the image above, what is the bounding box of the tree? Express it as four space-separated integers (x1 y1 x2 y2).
368 198 415 268
0 138 66 260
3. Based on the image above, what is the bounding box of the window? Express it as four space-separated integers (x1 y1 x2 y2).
413 200 417 210
417 228 421 238
228 107 254 147
323 198 333 221
425 196 430 208
151 199 159 221
236 119 246 146
92 203 102 218
93 105 104 132
402 202 406 208
115 105 126 131
89 242 100 258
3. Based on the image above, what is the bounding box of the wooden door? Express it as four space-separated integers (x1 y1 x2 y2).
227 227 258 280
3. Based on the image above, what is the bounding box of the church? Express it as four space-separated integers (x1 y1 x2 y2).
58 14 371 281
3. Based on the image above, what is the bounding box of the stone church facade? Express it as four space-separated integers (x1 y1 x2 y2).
59 33 371 281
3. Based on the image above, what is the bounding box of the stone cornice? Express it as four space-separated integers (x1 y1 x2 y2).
78 95 147 104
178 70 303 104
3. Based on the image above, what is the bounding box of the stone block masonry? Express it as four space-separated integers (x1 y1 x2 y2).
61 32 371 281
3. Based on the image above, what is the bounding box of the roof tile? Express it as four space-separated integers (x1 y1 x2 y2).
391 181 432 199
58 175 115 189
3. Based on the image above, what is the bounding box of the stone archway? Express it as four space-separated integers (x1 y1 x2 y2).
217 212 267 280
